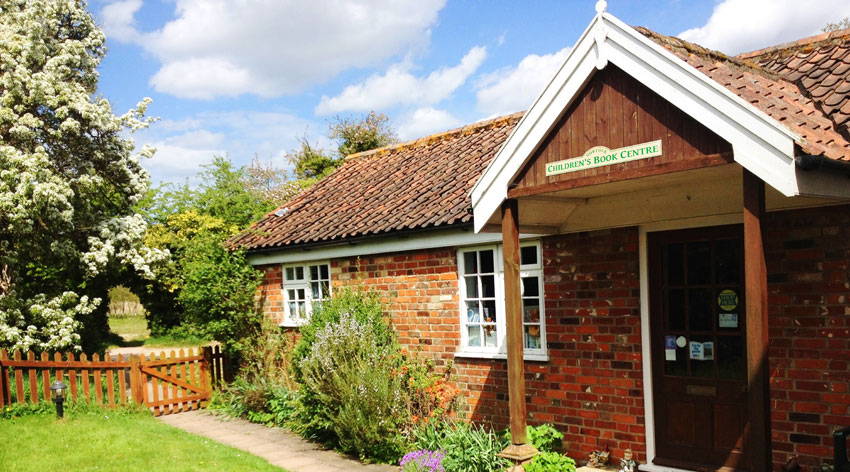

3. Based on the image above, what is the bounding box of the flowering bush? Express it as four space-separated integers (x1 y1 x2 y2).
288 289 462 463
400 449 445 472
0 0 165 351
0 292 99 351
392 349 460 428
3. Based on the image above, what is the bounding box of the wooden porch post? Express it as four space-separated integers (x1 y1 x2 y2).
498 199 538 468
743 168 771 471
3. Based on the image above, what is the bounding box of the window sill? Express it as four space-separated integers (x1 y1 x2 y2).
278 320 308 328
453 351 549 362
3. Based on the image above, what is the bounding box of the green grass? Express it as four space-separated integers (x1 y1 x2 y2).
108 315 149 341
108 313 210 349
0 409 285 471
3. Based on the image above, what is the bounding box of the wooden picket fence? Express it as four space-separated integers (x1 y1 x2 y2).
0 345 226 416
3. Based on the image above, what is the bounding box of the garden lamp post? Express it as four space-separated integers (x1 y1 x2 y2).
50 380 67 418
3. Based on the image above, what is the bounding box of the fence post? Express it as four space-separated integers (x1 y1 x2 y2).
0 349 7 406
200 346 213 405
129 355 144 405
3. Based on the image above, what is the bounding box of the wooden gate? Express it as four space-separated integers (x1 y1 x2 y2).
0 345 225 416
137 347 225 416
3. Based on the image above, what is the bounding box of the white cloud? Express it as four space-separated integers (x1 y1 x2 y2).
475 47 569 117
678 0 850 55
137 110 322 184
315 46 487 115
396 107 462 140
103 0 446 99
101 0 143 42
145 143 222 176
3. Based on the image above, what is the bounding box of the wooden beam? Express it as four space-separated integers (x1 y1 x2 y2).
501 199 528 445
743 168 771 472
507 153 733 199
520 196 588 205
481 223 561 235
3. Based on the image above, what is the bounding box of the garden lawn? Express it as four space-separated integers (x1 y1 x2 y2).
108 313 210 348
0 410 286 472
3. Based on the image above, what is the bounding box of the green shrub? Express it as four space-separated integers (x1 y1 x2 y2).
209 377 297 428
523 451 576 472
413 419 510 472
290 288 393 382
504 423 564 453
297 311 408 462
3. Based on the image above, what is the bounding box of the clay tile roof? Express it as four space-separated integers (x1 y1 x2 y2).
231 112 523 251
636 27 850 162
738 28 850 140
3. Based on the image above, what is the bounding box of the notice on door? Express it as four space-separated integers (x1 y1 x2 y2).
719 312 738 328
690 341 714 360
665 335 677 361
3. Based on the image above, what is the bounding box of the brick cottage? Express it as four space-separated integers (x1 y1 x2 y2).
231 6 850 472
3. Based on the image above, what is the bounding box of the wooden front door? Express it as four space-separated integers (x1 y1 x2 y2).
649 226 749 471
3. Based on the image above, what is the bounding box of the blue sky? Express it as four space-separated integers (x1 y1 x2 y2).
88 0 850 186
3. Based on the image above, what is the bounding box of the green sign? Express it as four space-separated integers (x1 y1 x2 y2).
545 140 663 177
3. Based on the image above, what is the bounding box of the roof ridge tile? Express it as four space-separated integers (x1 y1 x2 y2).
344 111 524 162
738 27 850 60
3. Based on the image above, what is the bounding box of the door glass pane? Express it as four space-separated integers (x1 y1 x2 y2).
717 288 741 332
688 288 713 332
310 265 319 280
689 335 715 378
664 243 684 285
718 336 745 379
687 241 711 285
715 239 740 284
664 335 688 376
666 289 685 331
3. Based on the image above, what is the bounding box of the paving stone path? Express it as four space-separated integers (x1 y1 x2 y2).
158 410 397 472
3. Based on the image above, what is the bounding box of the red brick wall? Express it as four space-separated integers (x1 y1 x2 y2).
331 249 460 366
257 265 285 324
540 228 644 461
766 204 850 470
451 228 644 464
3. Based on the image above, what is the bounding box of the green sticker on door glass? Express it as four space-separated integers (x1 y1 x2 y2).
717 289 738 311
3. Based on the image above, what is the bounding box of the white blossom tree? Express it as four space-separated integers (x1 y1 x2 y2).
0 0 167 351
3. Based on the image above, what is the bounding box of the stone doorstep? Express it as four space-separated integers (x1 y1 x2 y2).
576 466 619 472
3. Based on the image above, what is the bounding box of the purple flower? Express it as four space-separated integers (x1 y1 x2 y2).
400 449 445 472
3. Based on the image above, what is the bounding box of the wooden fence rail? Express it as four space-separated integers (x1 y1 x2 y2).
0 345 225 416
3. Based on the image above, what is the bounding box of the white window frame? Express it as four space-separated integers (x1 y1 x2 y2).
456 241 547 361
280 261 331 327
